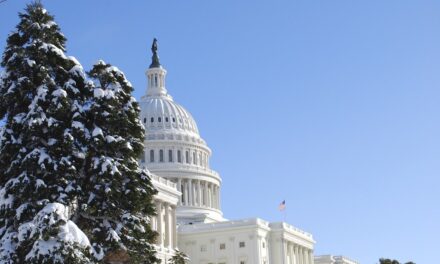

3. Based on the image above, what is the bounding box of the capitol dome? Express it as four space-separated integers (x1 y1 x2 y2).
139 39 223 224
140 97 199 136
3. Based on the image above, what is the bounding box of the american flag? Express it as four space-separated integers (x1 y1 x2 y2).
278 200 286 211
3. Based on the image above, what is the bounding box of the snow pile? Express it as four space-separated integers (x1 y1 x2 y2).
0 188 14 210
20 203 91 262
52 88 67 98
92 127 103 137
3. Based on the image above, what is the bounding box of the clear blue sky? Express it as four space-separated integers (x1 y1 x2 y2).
1 1 439 263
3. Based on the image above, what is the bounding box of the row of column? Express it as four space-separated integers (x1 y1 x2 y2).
153 200 177 249
176 178 220 210
286 242 313 264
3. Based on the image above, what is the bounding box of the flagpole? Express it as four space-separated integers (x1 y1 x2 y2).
283 206 286 223
279 199 286 222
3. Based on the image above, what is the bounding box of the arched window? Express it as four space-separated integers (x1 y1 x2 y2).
150 150 154 162
185 151 189 164
168 150 173 162
143 118 146 123
159 149 164 162
165 117 169 122
150 117 154 123
199 153 202 166
177 150 182 163
193 152 196 165
158 117 162 122
154 74 158 86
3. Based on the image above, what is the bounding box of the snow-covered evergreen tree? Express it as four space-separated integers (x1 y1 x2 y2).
78 61 158 263
169 249 190 264
0 3 93 263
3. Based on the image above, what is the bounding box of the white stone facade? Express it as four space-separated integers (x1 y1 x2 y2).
178 219 314 264
141 43 358 264
150 174 181 263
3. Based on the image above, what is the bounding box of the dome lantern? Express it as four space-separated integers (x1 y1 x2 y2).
145 38 169 98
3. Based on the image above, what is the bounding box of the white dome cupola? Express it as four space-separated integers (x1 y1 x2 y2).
140 39 224 224
145 38 169 98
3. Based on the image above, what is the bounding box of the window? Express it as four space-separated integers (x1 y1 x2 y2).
154 74 158 86
158 117 162 122
240 262 246 264
262 241 266 248
143 118 146 123
219 243 226 250
150 117 154 123
177 150 182 163
149 150 154 162
159 150 164 162
239 241 245 248
193 152 196 164
165 117 169 122
172 117 176 122
168 150 173 162
200 245 207 252
185 151 189 164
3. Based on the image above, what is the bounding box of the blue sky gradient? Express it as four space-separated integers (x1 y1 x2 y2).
1 1 439 263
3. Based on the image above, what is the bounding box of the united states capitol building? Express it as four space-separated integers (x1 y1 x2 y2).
139 40 359 264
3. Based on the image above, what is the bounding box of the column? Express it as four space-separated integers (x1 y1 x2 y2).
184 180 189 206
210 183 214 208
216 186 220 209
203 182 208 207
308 250 314 264
172 205 177 248
303 248 307 264
298 247 303 264
197 180 202 206
156 201 163 246
194 180 198 206
188 180 193 206
289 244 294 264
215 186 219 209
217 185 221 209
207 183 212 207
177 178 182 205
294 246 299 264
164 203 170 248
212 185 216 209
211 184 215 208
256 236 262 261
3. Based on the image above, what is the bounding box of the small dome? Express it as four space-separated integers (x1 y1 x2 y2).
139 96 200 137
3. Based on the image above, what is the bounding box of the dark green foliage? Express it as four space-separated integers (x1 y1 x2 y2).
0 2 92 262
168 250 189 264
1 2 159 263
77 61 158 263
379 258 416 264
